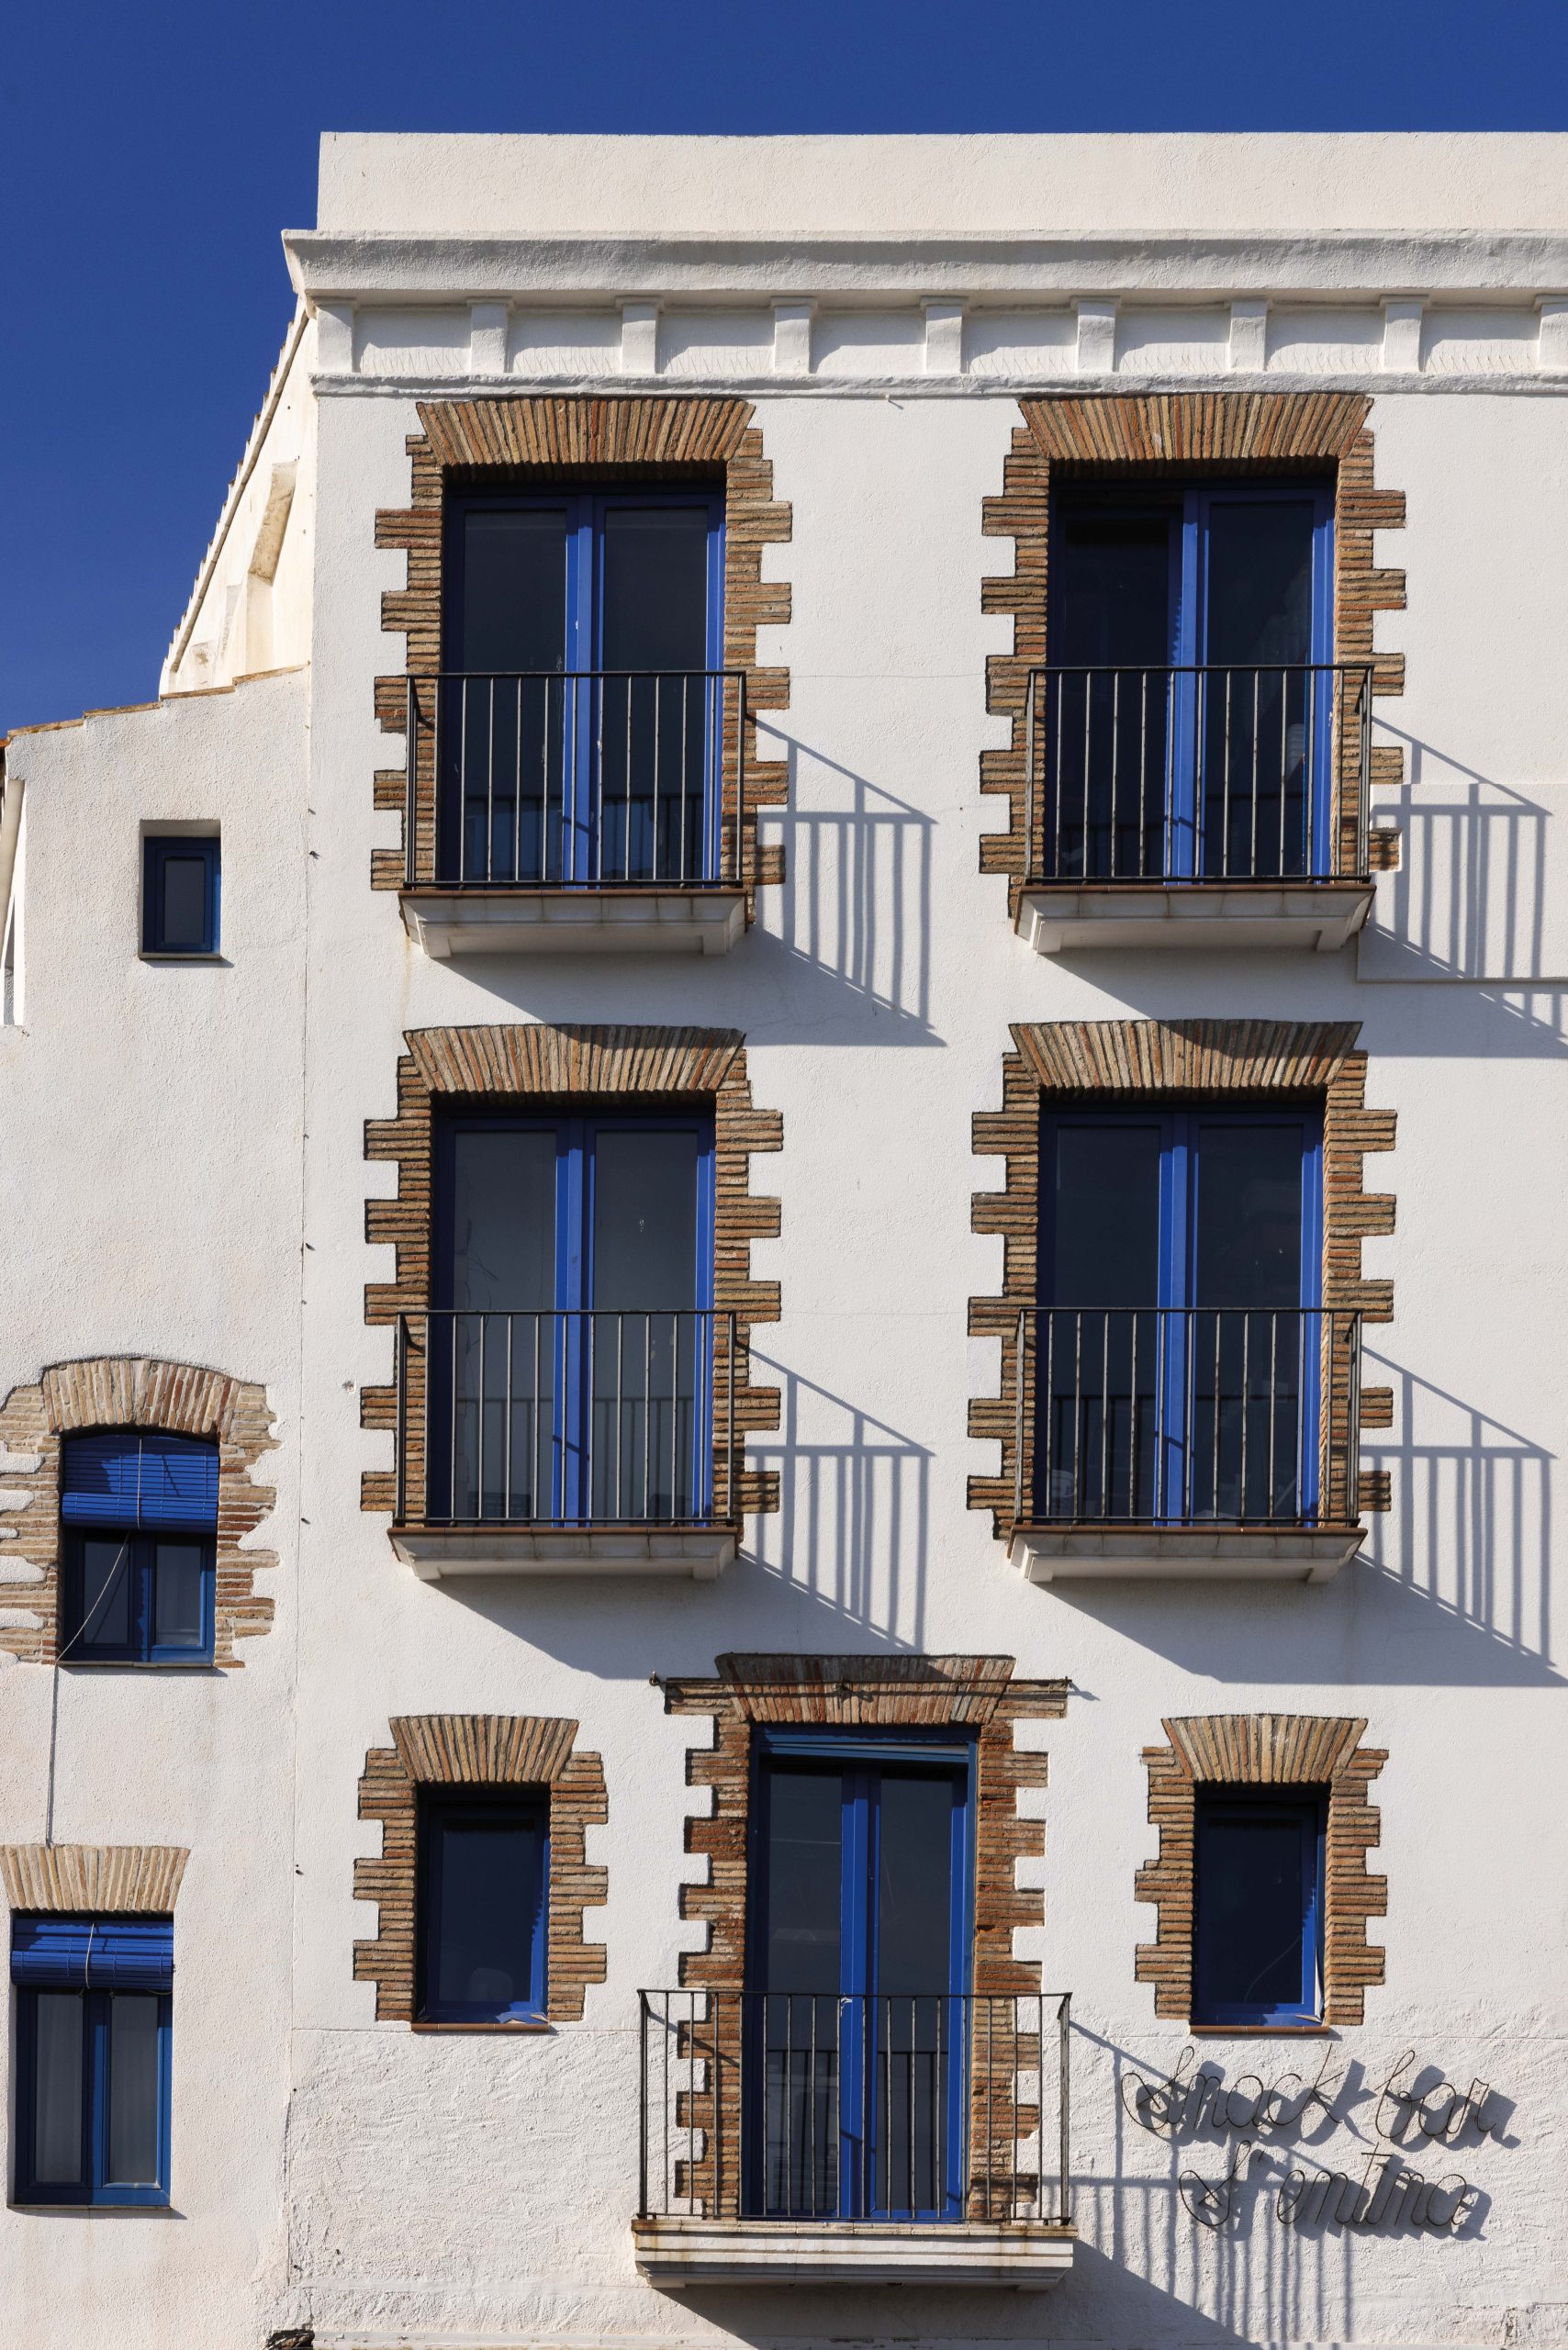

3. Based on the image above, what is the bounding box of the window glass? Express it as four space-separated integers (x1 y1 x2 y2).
424 1801 545 2018
1051 1124 1161 1307
760 1767 843 1997
152 1541 207 1649
599 508 711 671
1193 1124 1305 1308
1194 1799 1318 2020
76 1535 133 1651
1204 499 1316 667
447 1129 557 1312
159 855 209 950
106 1995 162 2185
1057 512 1174 666
876 1772 956 1995
591 1128 700 1310
32 1992 84 2187
457 509 568 674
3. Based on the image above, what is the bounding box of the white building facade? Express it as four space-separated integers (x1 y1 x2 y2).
3 131 1567 2350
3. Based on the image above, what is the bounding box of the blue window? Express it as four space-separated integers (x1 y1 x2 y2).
429 1112 716 1526
11 1915 173 2207
1045 480 1336 880
59 1431 218 1663
1037 1109 1324 1523
418 1791 549 2024
438 486 727 886
1193 1792 1325 2027
746 1733 974 2221
142 834 219 956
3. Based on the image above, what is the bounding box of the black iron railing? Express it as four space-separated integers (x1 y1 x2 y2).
637 1990 1071 2226
1014 1306 1361 1528
1024 663 1372 885
405 670 746 890
396 1309 737 1528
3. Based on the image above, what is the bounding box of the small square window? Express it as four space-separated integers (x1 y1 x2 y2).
142 834 219 957
1193 1790 1324 2027
59 1432 218 1665
417 1790 549 2023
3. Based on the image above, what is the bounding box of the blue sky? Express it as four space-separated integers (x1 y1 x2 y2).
3 0 1564 730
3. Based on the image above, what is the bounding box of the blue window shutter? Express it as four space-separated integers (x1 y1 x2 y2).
61 1433 218 1531
11 1916 174 1993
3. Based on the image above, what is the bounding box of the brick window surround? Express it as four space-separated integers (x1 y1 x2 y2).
353 1715 608 2025
1135 1713 1386 2026
1 1845 188 1914
980 392 1407 906
360 1023 782 1527
374 395 791 901
969 1018 1396 1539
662 1653 1068 2218
0 1358 278 1667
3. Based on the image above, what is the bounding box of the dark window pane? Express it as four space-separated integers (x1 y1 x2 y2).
152 1541 207 1650
1051 1125 1161 1306
32 1993 84 2185
876 1772 955 1995
591 1130 699 1311
1193 1125 1304 1309
446 1129 556 1312
600 508 710 671
429 1810 543 2013
106 1995 162 2184
1196 1807 1314 2015
761 1767 842 1996
160 855 209 950
456 509 568 674
76 1535 133 1650
1056 512 1174 667
1204 500 1316 667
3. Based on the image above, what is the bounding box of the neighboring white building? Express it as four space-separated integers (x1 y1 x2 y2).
4 131 1568 2350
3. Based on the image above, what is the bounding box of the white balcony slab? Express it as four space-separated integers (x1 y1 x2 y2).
391 1525 736 1580
1017 881 1373 955
631 2215 1076 2288
400 887 746 957
1011 1523 1363 1584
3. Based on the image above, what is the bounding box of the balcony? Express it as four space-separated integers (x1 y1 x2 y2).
633 1990 1075 2288
389 1310 739 1579
1007 1307 1364 1583
1015 663 1375 953
398 671 749 957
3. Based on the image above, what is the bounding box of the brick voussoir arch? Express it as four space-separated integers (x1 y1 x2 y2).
373 393 792 899
353 1714 608 2024
968 1018 1396 1538
0 1355 278 1667
360 1022 783 1523
1135 1712 1387 2026
980 391 1407 908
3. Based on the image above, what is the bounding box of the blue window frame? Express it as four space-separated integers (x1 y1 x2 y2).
1046 479 1337 880
142 834 219 956
430 1111 716 1525
439 486 726 886
1193 1791 1325 2027
745 1730 975 2222
59 1431 218 1664
417 1790 549 2024
1037 1108 1324 1523
11 1915 173 2207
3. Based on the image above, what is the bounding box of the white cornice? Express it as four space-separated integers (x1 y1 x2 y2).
283 229 1568 307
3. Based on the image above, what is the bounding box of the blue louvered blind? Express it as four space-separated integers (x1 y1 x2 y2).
11 1915 174 1992
60 1432 218 1531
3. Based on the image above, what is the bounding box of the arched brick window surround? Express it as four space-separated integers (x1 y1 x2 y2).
0 1358 277 1667
360 1023 783 1526
353 1715 607 2025
1135 1713 1387 2026
968 1017 1396 1539
373 395 792 903
1 1845 188 1913
980 392 1407 908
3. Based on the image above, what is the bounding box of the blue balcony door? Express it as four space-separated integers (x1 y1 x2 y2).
748 1740 973 2222
1047 483 1334 879
440 489 724 885
431 1113 714 1524
1038 1111 1323 1522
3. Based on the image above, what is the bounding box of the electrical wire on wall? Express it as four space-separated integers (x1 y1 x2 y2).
42 1538 133 1848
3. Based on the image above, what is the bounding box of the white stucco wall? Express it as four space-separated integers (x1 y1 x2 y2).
5 132 1568 2350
